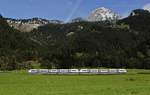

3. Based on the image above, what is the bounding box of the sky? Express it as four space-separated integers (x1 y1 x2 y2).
0 0 150 22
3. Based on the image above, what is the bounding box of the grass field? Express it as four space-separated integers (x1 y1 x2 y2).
0 70 150 95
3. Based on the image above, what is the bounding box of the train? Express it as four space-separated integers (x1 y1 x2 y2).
28 69 127 75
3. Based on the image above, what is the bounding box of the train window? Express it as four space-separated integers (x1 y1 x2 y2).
80 69 89 72
28 69 38 73
118 69 127 73
100 69 108 72
50 69 58 72
70 69 79 72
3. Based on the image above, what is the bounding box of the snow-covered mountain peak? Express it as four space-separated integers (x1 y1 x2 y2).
88 7 119 22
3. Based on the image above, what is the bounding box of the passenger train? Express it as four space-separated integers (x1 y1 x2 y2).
28 69 127 74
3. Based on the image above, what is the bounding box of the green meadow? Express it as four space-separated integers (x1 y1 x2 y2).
0 70 150 95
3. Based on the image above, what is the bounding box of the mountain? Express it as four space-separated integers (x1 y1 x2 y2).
130 9 150 16
1 9 150 70
6 18 63 32
88 7 119 22
4 7 119 32
119 9 150 31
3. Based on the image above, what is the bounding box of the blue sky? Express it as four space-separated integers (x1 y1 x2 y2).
0 0 150 21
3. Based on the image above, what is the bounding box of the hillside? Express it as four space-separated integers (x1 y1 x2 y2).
0 16 43 70
119 9 150 31
0 9 150 70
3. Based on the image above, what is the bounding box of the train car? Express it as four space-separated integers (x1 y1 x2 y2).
49 69 59 74
28 69 38 74
79 69 89 74
39 69 49 74
108 69 118 74
59 69 69 74
99 69 109 74
118 69 127 73
69 69 79 74
89 69 99 74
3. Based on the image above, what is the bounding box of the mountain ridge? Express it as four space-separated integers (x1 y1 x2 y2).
6 17 63 32
4 7 120 32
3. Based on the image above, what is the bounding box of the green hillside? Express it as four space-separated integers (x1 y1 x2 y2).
1 9 150 70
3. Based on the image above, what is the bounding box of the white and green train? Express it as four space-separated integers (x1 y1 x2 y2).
28 69 127 74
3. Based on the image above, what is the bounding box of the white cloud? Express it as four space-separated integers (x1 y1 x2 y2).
143 3 150 11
